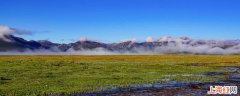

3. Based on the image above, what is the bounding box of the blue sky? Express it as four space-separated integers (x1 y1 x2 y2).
0 0 240 43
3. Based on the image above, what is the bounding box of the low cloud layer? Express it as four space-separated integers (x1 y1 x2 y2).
0 25 239 55
1 36 240 55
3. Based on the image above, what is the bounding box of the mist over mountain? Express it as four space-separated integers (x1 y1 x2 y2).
0 34 240 55
0 25 239 55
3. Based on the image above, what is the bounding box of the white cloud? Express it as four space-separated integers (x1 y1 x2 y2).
0 25 32 41
146 37 154 42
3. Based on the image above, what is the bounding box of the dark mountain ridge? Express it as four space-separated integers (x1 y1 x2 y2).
0 35 239 54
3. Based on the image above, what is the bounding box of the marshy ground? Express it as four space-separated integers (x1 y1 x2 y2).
0 55 239 96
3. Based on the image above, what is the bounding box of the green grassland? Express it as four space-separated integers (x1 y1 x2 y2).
0 55 239 96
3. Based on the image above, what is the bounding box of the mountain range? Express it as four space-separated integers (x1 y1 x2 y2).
0 35 240 54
